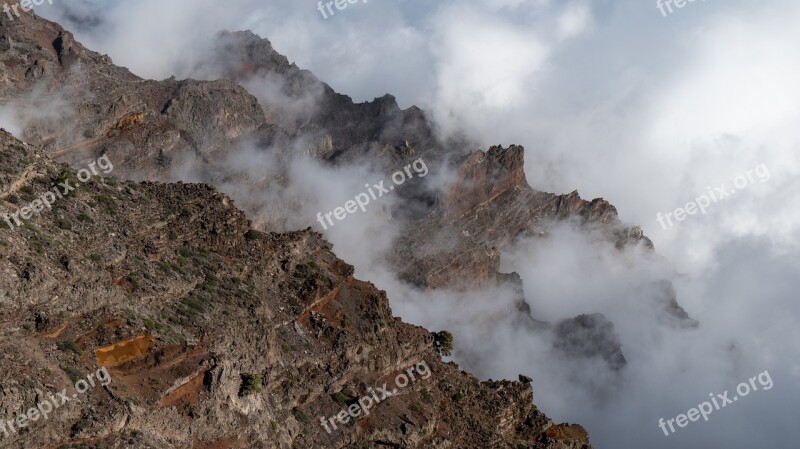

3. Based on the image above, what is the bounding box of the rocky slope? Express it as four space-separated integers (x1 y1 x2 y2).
0 130 589 448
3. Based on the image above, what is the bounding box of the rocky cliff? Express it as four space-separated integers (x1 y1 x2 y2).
0 130 589 448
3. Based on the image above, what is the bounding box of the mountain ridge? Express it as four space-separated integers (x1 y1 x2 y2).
0 7 697 448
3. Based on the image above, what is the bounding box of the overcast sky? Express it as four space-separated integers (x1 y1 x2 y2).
31 1 800 448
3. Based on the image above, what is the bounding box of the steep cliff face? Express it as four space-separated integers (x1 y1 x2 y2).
0 130 589 448
393 145 651 292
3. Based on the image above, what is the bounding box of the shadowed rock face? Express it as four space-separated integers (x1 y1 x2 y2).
553 314 627 371
190 30 440 165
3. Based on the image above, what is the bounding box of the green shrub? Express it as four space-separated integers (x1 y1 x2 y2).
55 219 72 230
127 274 141 289
96 194 118 214
239 374 263 397
204 273 217 287
57 340 81 354
182 298 205 314
245 230 264 241
293 408 307 422
332 392 348 406
421 389 433 404
59 364 83 383
434 330 454 357
71 416 91 434
143 318 166 331
158 261 173 272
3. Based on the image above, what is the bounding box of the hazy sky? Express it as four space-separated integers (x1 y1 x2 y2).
29 1 800 448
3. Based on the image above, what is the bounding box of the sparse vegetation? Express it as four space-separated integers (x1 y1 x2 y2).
55 219 72 230
59 364 83 383
421 389 433 404
53 171 79 198
292 408 308 422
96 194 118 214
332 392 348 406
245 229 264 241
239 373 263 397
57 340 81 355
143 318 166 331
434 330 454 357
182 298 205 315
127 273 141 289
71 416 91 434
